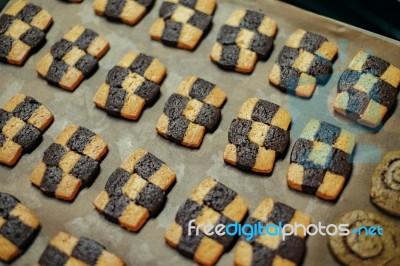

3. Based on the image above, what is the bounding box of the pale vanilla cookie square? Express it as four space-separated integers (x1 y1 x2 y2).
93 52 166 120
30 124 108 201
37 232 125 266
269 29 338 97
165 177 248 265
36 25 109 91
156 76 226 148
287 119 355 200
0 93 53 166
150 0 216 50
333 51 400 128
210 9 277 73
93 149 176 232
93 0 154 25
0 0 52 65
0 192 40 262
224 98 291 174
234 197 311 266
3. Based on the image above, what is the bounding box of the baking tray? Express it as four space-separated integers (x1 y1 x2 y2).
1 0 399 265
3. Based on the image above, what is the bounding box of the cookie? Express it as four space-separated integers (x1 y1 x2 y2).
224 98 291 173
37 232 125 266
370 151 400 217
30 124 108 201
61 0 83 2
156 76 227 148
165 177 248 265
333 51 400 128
93 0 154 25
287 119 356 200
93 149 176 232
163 0 215 14
0 0 52 65
328 210 400 266
36 24 110 91
0 192 40 262
269 29 338 97
149 0 216 50
234 197 311 266
210 9 277 73
93 51 166 120
0 93 54 166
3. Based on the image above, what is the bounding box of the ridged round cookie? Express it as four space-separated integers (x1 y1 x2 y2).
328 210 400 266
370 151 400 216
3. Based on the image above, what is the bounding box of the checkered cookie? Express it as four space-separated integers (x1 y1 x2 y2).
0 0 52 65
93 52 166 120
93 149 176 232
224 98 291 174
150 0 216 50
334 51 400 128
30 124 108 201
0 93 53 166
36 24 109 91
269 29 338 97
37 232 125 266
235 197 311 266
211 9 277 73
62 0 83 2
93 0 154 25
156 76 227 148
0 192 40 262
287 119 356 200
165 177 248 265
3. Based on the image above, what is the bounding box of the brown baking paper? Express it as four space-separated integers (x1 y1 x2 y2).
0 0 399 265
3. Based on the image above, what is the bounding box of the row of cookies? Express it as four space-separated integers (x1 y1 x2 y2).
93 0 400 129
0 192 125 264
2 1 400 129
1 175 315 266
1 1 398 264
0 90 376 207
2 91 397 265
0 91 348 201
1 0 397 209
4 196 398 265
0 94 360 265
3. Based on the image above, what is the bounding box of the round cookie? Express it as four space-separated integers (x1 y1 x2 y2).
370 151 400 217
328 210 400 266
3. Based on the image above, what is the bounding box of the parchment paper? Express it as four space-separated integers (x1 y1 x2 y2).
0 0 399 265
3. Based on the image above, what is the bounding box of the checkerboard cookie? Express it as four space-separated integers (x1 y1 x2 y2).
334 51 400 128
165 177 248 265
93 148 176 232
224 98 291 173
93 52 166 120
61 0 83 3
235 197 311 266
0 93 54 166
0 0 52 65
370 151 400 217
269 29 338 97
150 0 216 50
328 210 400 266
37 232 125 266
210 9 277 73
30 124 108 201
0 192 40 262
36 24 109 91
93 0 154 25
156 76 227 148
287 119 356 200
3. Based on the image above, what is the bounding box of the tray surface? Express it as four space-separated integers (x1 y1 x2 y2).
1 0 399 265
